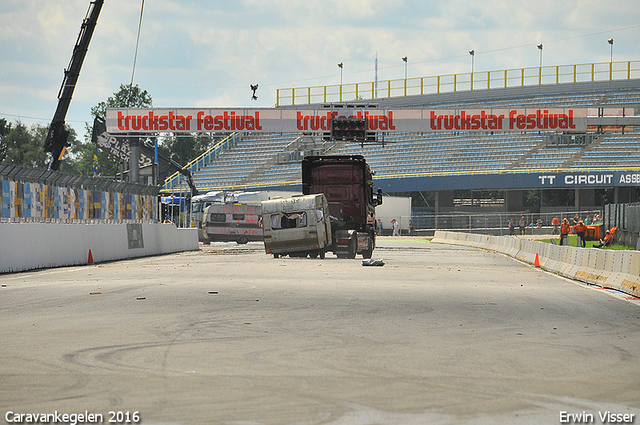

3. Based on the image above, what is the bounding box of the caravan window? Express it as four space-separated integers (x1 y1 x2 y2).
209 213 226 222
270 212 307 230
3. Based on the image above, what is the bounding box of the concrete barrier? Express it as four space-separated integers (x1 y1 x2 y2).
431 231 446 244
0 223 198 273
431 231 640 298
537 242 554 271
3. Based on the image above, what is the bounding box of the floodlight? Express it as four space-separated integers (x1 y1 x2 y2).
608 38 614 63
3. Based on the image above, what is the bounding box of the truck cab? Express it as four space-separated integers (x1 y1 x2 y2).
301 155 382 259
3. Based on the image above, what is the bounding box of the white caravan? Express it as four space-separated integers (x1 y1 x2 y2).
261 194 332 258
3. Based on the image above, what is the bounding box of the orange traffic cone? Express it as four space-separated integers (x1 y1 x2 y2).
534 252 540 268
88 249 94 265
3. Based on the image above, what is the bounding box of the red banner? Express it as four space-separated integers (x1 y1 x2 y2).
106 107 588 134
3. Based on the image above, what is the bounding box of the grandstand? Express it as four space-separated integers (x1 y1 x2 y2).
174 77 640 200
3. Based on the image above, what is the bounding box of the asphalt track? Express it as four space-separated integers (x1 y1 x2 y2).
1 237 640 425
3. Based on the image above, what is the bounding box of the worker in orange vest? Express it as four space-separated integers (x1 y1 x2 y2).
574 220 588 248
595 229 613 248
551 217 560 235
560 218 571 245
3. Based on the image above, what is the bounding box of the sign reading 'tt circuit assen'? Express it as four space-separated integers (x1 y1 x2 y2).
537 172 640 187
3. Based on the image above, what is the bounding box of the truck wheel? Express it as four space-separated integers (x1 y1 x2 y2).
362 248 373 259
347 238 357 259
319 249 326 259
273 253 280 258
309 251 318 259
237 236 249 244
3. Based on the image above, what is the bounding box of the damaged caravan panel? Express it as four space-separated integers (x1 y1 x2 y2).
261 194 332 258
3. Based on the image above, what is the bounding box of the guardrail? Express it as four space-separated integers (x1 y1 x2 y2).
431 231 640 298
276 60 640 106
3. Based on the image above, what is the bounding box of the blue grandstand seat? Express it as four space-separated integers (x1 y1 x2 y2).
179 80 640 189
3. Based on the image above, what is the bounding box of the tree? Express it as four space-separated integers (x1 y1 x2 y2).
71 84 154 177
1 122 49 168
160 133 218 167
0 118 9 162
90 84 152 120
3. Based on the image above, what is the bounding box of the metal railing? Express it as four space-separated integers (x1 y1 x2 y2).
275 136 336 164
162 132 241 192
276 60 640 106
604 202 640 233
166 164 640 194
406 210 602 234
374 166 640 182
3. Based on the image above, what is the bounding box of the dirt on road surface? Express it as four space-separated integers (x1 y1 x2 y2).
1 238 639 425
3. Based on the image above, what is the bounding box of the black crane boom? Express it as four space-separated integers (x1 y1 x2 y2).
44 0 103 171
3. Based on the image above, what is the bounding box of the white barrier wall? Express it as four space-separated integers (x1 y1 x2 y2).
0 223 198 273
432 231 640 298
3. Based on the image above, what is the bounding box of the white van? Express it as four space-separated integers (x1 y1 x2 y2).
261 194 332 258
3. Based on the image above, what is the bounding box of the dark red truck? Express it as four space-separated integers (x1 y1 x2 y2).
301 155 382 259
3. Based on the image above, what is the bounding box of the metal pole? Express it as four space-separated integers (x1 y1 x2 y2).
402 56 408 79
537 43 543 68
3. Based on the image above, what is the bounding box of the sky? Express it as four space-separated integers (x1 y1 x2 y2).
1 0 639 140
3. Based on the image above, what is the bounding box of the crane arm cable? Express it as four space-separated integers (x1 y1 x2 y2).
128 0 145 107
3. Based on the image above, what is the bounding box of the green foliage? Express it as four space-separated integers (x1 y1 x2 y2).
543 189 575 207
0 85 153 175
595 189 615 206
0 84 216 179
90 84 153 120
64 136 118 177
0 121 50 168
0 118 9 162
160 133 218 167
523 190 540 209
74 84 154 177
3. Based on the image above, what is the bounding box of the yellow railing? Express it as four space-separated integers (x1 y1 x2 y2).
162 132 240 192
276 60 640 106
373 166 640 181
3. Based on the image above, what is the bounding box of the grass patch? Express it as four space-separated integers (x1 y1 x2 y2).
543 235 634 250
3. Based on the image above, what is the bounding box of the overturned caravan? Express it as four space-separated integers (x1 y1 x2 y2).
261 194 332 258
